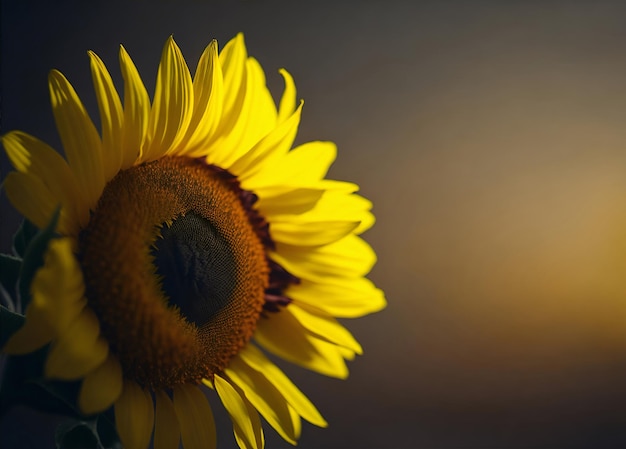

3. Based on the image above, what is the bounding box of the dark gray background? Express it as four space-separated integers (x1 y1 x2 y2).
2 1 626 448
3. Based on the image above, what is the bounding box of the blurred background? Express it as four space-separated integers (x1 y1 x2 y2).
2 0 626 448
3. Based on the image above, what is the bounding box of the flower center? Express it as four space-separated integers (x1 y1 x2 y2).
79 157 269 389
152 212 237 327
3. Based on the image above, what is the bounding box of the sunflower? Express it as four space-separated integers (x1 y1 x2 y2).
1 34 385 449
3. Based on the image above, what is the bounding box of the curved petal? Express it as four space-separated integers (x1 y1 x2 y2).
215 374 264 449
224 356 300 445
78 352 123 414
3 238 86 354
286 277 387 318
277 68 296 124
2 131 87 230
254 311 349 379
255 187 324 216
45 307 109 380
207 57 270 168
119 44 150 168
173 384 216 449
115 380 155 449
269 218 360 247
287 304 362 355
229 101 302 181
48 69 104 211
270 234 377 282
219 33 247 121
273 190 375 236
154 390 181 449
241 141 336 191
89 50 123 181
177 40 224 156
143 36 194 161
237 344 327 427
4 171 61 232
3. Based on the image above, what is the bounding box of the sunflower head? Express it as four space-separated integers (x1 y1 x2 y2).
1 33 386 449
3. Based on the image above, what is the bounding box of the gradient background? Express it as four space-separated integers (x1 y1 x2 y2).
2 1 626 448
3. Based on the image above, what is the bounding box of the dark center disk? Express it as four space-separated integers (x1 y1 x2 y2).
151 211 237 327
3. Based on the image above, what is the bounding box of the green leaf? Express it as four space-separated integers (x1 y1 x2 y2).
54 412 122 449
12 218 39 258
0 253 22 306
56 420 100 449
0 304 25 348
97 411 123 449
18 208 60 310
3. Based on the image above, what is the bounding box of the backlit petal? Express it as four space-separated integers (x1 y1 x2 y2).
270 234 376 282
219 33 247 121
173 384 216 449
286 277 387 318
143 36 194 161
48 69 104 211
89 50 123 181
255 311 349 379
2 131 86 230
242 141 336 190
288 304 363 355
224 356 299 444
4 172 60 232
3 238 85 354
255 187 324 216
270 218 360 246
78 352 123 414
115 380 155 449
277 68 296 124
154 390 181 449
237 344 327 427
179 40 224 156
215 374 264 449
45 307 109 380
229 102 302 180
119 45 150 167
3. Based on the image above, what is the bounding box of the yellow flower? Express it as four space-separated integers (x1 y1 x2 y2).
1 34 385 449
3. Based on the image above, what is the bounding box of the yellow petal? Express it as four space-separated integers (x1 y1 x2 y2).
277 68 296 124
179 40 224 156
255 187 324 216
219 33 247 121
237 344 327 428
115 380 155 449
241 57 278 147
143 36 193 161
286 277 386 318
78 352 123 414
224 356 299 445
4 171 60 232
48 69 104 211
3 238 86 354
288 304 362 355
254 311 349 379
207 58 268 168
229 102 302 181
2 131 86 230
270 218 360 247
173 384 216 449
119 44 150 168
154 390 181 449
241 141 336 191
45 307 109 380
275 190 374 236
215 374 264 449
270 234 376 282
89 50 123 181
